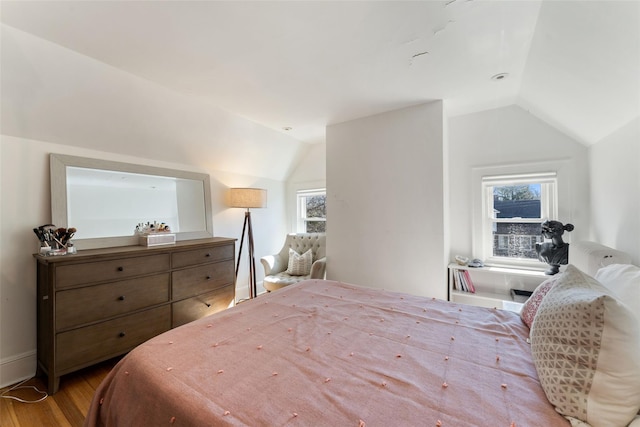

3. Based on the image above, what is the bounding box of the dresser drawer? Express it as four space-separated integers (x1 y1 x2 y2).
56 273 170 331
172 261 234 300
172 244 234 269
56 254 170 289
56 305 171 373
35 237 236 394
172 285 235 328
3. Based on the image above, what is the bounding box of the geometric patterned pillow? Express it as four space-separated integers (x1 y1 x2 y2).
286 248 313 276
530 265 640 427
520 277 557 329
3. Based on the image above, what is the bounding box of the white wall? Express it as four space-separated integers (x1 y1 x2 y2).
1 24 305 182
0 22 306 387
448 105 590 262
0 18 301 300
0 136 288 387
589 117 640 265
326 102 447 299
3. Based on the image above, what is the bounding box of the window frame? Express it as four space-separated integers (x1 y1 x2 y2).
296 188 326 233
480 172 558 268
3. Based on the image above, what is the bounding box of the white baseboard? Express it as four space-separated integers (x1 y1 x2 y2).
235 281 266 303
0 350 37 389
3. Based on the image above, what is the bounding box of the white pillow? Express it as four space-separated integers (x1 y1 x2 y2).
595 263 640 323
286 248 313 276
530 265 640 427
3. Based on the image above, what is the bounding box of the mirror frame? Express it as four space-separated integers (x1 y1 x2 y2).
50 154 214 250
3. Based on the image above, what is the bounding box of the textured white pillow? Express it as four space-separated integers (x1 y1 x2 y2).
286 248 313 276
595 263 640 323
530 265 640 427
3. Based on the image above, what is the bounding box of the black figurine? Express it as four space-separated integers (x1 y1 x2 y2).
535 220 574 275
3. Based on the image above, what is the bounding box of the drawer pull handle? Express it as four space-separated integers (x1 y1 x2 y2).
197 297 211 308
117 266 124 272
205 253 211 257
118 295 126 301
206 275 212 280
119 332 126 338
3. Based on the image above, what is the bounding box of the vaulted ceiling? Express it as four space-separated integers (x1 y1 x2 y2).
1 1 638 146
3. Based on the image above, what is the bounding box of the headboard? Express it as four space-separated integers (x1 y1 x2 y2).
570 241 632 276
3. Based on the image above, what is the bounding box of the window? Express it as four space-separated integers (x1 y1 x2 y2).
296 189 326 233
481 173 557 265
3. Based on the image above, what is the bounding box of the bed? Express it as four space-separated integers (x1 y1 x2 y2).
85 279 565 426
84 244 640 427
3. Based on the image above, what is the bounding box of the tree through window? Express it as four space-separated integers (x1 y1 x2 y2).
297 189 326 233
483 174 557 263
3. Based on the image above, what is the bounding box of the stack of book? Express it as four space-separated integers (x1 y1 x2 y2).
452 268 476 293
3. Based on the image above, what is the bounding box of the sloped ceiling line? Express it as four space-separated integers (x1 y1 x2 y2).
1 1 638 147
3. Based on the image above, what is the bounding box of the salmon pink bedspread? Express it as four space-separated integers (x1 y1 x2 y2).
84 280 569 427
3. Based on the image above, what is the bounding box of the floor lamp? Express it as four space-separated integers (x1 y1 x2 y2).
229 188 267 299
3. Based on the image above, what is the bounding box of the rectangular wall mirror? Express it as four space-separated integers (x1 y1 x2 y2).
50 154 214 250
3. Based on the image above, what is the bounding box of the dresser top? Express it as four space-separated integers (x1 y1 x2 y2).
34 237 236 264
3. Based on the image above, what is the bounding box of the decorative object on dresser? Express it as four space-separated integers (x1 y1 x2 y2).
33 224 77 255
228 188 267 299
34 237 235 394
136 221 176 246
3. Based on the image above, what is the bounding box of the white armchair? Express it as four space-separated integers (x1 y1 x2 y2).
261 233 326 291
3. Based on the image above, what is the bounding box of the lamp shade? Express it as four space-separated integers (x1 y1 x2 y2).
229 188 267 208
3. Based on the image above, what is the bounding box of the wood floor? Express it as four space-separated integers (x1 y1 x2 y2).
0 358 120 427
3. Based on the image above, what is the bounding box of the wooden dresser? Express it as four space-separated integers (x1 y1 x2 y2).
34 237 235 394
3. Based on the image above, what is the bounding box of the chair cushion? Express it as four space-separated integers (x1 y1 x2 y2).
286 248 313 276
263 272 311 291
